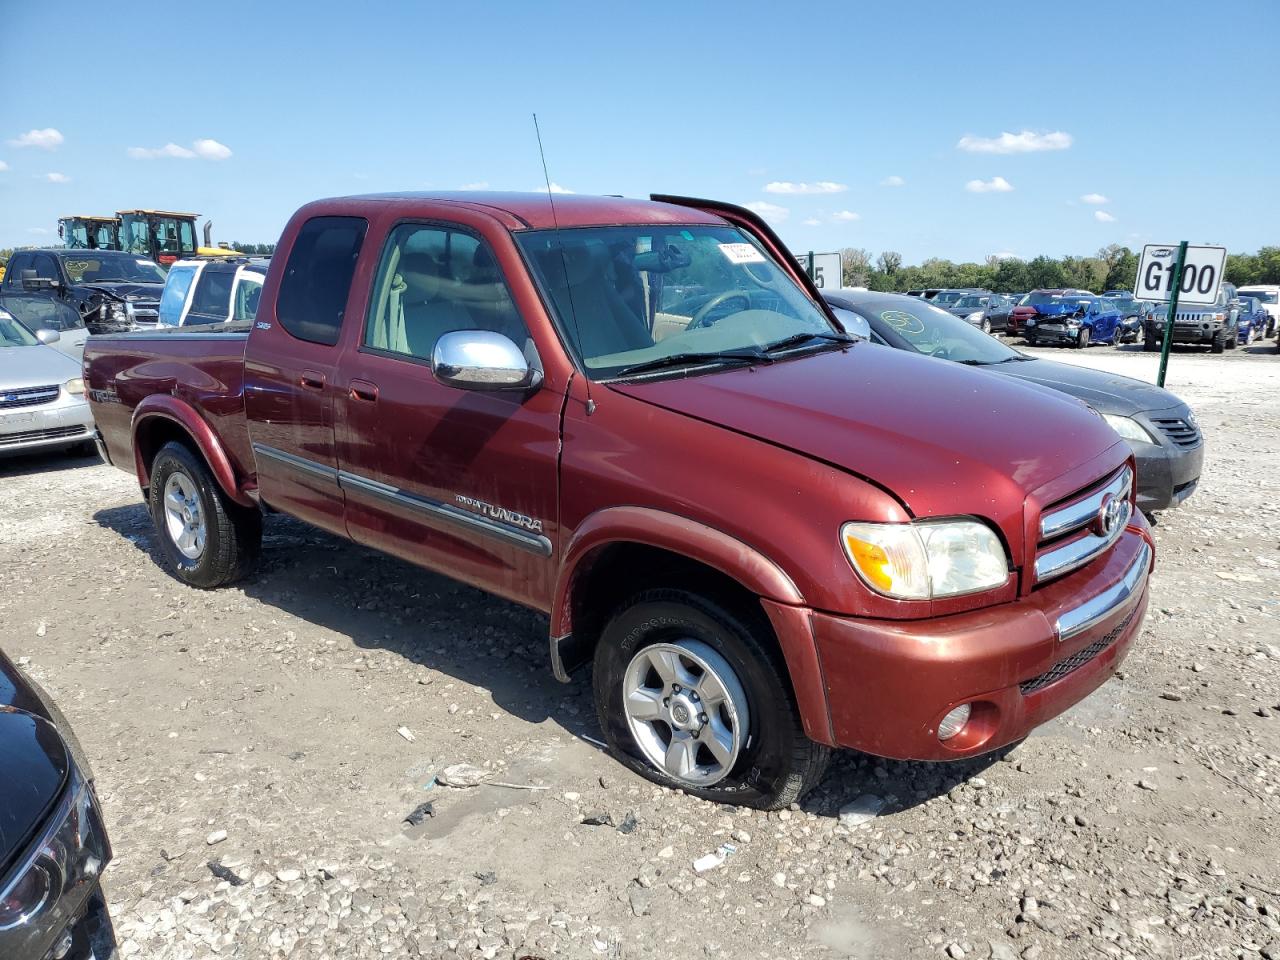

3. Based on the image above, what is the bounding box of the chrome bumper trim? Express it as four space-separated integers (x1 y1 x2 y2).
1054 541 1151 642
1040 466 1133 540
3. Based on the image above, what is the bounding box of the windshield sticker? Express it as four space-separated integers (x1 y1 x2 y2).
880 309 925 334
717 243 766 265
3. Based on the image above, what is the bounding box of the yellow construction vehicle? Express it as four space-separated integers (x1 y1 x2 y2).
116 210 226 266
58 215 122 250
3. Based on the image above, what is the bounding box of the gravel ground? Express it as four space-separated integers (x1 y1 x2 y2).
2 340 1278 960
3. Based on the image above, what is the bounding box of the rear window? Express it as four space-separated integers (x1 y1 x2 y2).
188 268 235 322
276 216 367 345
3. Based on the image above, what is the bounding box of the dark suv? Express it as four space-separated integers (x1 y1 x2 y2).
0 249 167 334
1143 282 1241 353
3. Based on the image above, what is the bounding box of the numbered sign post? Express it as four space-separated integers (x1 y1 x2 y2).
1133 242 1227 387
795 251 841 290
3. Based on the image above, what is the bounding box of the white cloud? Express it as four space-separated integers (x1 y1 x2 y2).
26 227 50 234
745 200 789 221
1094 210 1117 223
763 180 847 195
128 138 232 160
992 251 1020 260
1080 193 1109 205
42 172 70 183
0 160 7 172
880 175 905 187
802 217 822 226
192 138 232 160
531 182 574 194
965 176 1014 193
459 181 490 190
831 210 861 222
9 128 64 150
956 130 1072 154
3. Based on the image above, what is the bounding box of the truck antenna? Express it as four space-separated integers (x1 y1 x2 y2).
533 113 594 414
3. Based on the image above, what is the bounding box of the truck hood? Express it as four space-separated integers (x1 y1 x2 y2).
0 343 81 390
993 357 1181 417
80 281 163 302
609 346 1123 519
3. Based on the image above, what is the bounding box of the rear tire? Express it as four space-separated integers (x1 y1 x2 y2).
148 441 261 589
592 588 829 810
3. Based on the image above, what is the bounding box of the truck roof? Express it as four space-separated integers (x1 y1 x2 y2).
326 192 727 230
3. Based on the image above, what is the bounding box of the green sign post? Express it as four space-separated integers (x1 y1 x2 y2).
1156 240 1188 389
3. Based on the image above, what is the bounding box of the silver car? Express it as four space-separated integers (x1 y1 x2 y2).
0 308 96 456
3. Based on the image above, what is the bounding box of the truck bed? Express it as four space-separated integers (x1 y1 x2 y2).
84 323 255 484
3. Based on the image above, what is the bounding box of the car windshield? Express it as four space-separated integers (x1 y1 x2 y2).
954 295 987 309
60 255 166 284
1240 289 1278 304
932 291 964 306
518 225 839 379
0 312 40 347
858 298 1023 365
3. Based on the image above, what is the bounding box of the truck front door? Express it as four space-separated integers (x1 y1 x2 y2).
244 215 368 537
332 218 563 610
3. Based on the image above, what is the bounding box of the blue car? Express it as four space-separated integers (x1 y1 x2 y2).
1236 296 1269 345
1022 292 1125 348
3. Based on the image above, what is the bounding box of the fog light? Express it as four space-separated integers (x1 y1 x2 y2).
938 704 972 741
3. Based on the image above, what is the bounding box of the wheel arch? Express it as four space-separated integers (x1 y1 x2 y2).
131 396 253 508
551 507 834 745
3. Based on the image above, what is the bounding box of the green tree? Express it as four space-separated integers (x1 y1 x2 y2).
840 247 872 287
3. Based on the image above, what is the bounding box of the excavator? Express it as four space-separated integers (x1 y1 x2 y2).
57 210 228 268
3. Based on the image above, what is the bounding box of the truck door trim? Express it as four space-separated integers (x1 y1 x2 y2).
251 443 340 484
337 469 553 557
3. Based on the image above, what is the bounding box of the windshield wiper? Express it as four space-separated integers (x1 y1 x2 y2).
760 331 857 354
990 355 1032 363
609 348 773 379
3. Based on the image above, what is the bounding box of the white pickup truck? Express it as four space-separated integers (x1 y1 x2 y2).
158 256 269 327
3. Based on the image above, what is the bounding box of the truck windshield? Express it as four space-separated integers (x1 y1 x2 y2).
0 312 40 347
518 225 838 379
60 256 166 284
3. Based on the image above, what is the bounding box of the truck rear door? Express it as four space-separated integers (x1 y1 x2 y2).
243 215 368 536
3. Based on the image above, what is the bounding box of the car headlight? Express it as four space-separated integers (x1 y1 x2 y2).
63 378 85 396
965 312 983 322
108 302 127 322
841 519 1009 600
1101 413 1158 444
0 770 108 937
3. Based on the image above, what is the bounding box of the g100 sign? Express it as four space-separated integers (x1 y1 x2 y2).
1134 244 1228 306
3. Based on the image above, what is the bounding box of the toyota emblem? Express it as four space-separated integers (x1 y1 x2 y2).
1097 495 1124 536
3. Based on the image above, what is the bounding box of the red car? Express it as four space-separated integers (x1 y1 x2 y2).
84 192 1154 809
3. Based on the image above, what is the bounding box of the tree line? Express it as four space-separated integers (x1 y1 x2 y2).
840 245 1280 294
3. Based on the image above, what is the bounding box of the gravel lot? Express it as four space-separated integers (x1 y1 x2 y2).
2 341 1278 960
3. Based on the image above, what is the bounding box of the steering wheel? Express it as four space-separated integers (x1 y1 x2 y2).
689 292 750 329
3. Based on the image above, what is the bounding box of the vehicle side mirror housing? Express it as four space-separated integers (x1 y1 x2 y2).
432 330 542 391
21 269 57 292
36 328 61 344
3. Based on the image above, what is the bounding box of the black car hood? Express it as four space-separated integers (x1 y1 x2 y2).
79 281 163 302
996 357 1183 416
0 710 69 878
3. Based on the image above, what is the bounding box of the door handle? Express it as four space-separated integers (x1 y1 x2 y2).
349 379 379 402
299 371 326 391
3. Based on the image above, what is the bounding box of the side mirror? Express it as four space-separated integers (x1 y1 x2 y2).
21 269 56 292
36 328 61 344
432 330 542 391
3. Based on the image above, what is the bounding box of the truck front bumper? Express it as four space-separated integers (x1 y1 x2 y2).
809 526 1152 761
1148 321 1223 345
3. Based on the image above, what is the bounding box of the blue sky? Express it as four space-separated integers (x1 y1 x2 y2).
2 0 1276 262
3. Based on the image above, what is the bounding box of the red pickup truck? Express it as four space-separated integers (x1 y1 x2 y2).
84 192 1154 809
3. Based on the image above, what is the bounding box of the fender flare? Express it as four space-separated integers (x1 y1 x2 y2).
551 506 836 746
131 395 253 507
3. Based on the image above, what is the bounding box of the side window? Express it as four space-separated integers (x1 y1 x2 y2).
363 223 528 361
34 254 60 282
187 267 235 323
5 253 30 287
277 216 367 346
232 274 264 321
159 266 199 327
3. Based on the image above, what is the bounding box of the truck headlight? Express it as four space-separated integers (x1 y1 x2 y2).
108 302 127 322
841 520 1009 600
63 378 85 396
1101 413 1157 444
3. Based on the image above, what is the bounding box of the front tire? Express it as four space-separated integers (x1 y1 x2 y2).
1073 327 1091 349
148 441 261 588
980 318 992 334
1211 329 1225 354
592 588 828 810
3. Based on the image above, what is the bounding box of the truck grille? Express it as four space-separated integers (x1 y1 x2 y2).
0 384 60 410
1149 417 1201 448
1034 466 1132 585
1020 606 1136 695
0 425 89 447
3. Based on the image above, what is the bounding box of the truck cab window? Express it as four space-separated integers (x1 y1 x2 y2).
232 275 263 321
364 224 528 361
188 268 235 324
159 266 198 327
276 216 367 346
